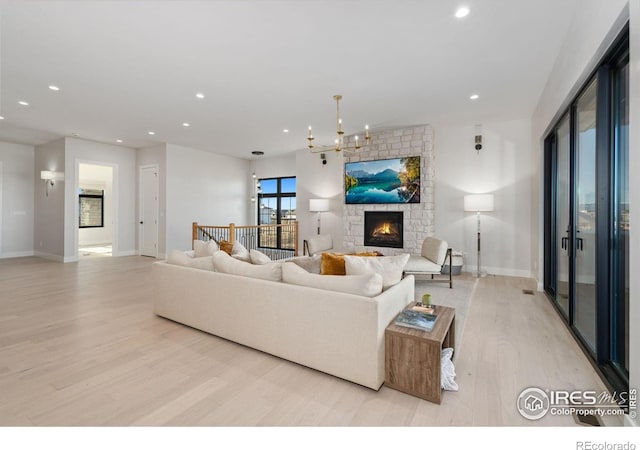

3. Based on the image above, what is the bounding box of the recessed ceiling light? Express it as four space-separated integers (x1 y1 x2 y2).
195 93 205 99
72 133 80 137
18 100 29 106
116 139 123 143
283 129 289 133
455 6 470 18
470 94 479 100
148 131 155 135
182 122 190 127
48 85 60 91
0 116 4 120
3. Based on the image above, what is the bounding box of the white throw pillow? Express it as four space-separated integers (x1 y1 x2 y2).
213 250 282 282
289 255 322 274
282 262 383 297
250 249 272 265
193 239 219 257
344 254 410 289
167 250 214 271
231 240 251 262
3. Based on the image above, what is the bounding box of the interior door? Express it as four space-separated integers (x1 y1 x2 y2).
140 166 158 257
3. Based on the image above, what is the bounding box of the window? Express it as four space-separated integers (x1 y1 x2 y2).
257 177 296 250
79 189 104 228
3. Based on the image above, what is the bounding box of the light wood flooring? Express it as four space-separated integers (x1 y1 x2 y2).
0 256 621 426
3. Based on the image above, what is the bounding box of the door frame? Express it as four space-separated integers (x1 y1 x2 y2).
139 164 159 258
74 159 118 258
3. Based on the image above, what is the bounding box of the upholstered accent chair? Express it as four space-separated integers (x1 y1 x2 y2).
403 237 453 288
303 234 334 256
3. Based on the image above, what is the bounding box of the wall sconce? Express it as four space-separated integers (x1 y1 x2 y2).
474 124 483 154
40 170 64 197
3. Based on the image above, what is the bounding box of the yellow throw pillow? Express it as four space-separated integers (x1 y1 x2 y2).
220 240 233 255
321 253 346 275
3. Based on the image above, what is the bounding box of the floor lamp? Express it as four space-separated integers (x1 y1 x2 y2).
464 194 495 277
309 198 330 234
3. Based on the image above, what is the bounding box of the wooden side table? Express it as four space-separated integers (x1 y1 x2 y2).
384 305 455 404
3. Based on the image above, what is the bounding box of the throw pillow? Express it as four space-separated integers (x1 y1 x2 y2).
213 250 282 282
344 253 410 289
320 252 346 275
231 240 251 262
282 262 383 297
220 240 233 255
289 255 322 274
193 239 219 257
250 249 272 265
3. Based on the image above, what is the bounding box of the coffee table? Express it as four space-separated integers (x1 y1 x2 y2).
384 304 456 404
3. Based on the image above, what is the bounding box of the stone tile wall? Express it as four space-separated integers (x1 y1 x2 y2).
342 124 435 255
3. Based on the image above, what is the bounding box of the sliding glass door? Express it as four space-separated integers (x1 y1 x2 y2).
543 30 629 393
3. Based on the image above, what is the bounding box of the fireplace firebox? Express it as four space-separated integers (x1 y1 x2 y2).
364 211 403 249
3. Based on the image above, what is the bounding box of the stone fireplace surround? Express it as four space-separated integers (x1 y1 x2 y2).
342 124 435 256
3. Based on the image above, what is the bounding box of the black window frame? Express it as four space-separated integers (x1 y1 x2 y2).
257 176 296 250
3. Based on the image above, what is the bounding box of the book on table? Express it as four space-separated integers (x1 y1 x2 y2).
394 310 438 332
410 304 435 314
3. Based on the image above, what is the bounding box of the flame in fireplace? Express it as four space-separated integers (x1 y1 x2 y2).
373 222 397 237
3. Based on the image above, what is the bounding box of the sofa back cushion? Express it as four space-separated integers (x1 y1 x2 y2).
167 250 214 271
421 237 448 265
344 254 410 289
213 250 282 281
282 262 383 297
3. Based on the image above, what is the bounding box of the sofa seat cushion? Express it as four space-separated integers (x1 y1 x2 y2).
282 262 383 297
344 254 410 289
404 254 442 274
213 250 282 281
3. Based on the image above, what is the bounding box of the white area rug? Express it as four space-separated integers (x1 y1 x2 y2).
413 275 478 347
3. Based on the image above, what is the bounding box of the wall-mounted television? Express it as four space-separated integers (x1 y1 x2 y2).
345 156 420 204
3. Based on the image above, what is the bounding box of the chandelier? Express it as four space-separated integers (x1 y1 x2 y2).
307 94 370 153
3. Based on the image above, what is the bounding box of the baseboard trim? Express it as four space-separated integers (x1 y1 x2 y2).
483 266 532 278
34 251 65 262
0 251 34 259
64 256 79 263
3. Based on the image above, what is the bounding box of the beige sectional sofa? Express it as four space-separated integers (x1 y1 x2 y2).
152 258 414 390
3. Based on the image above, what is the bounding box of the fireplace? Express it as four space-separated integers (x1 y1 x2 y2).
364 211 403 249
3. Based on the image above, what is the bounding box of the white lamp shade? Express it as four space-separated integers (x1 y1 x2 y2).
464 194 494 212
40 170 64 181
309 198 330 212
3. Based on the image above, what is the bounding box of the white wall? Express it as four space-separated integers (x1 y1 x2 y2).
0 141 34 258
434 119 533 277
34 138 66 260
64 138 137 260
295 148 344 253
628 0 639 428
78 164 113 246
165 144 249 252
137 144 167 257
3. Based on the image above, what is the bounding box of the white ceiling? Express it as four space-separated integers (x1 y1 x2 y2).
0 0 578 159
